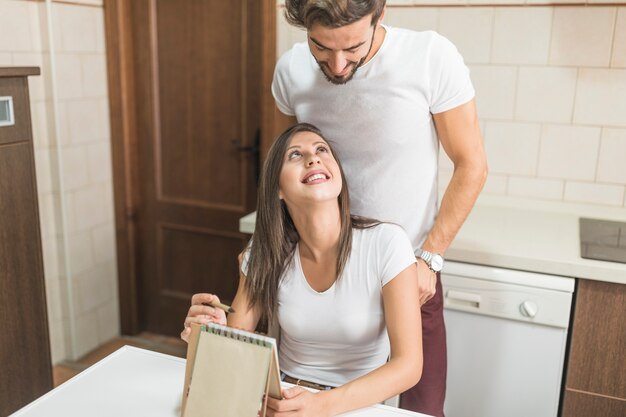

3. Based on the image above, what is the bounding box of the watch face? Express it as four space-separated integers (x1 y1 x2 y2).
430 254 444 272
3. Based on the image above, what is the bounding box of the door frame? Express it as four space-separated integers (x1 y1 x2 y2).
103 0 277 335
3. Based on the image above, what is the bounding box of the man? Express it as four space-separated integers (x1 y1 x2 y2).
272 1 487 416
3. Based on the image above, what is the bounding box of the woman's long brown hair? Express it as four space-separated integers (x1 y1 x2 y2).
246 123 380 323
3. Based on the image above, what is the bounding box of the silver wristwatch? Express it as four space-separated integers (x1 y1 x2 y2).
415 248 444 272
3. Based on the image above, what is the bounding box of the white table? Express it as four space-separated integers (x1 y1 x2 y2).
11 346 430 417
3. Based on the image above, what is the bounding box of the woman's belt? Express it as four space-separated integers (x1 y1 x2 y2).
281 373 335 391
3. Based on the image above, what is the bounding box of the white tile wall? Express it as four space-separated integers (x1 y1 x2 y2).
438 7 493 64
34 148 56 194
537 125 601 181
97 291 120 343
73 311 100 358
55 54 84 99
87 141 113 182
564 181 625 206
42 236 63 280
484 121 542 176
481 174 508 195
75 267 114 315
0 1 37 52
48 318 68 364
515 67 577 123
470 65 517 120
67 231 95 276
81 54 108 97
66 99 105 143
92 223 116 264
613 8 626 68
45 278 65 323
38 192 60 238
70 184 111 232
491 8 552 65
596 128 626 184
31 101 53 148
438 169 453 193
61 145 91 190
549 7 616 67
508 177 564 200
383 7 439 33
276 7 306 57
573 69 626 127
52 3 100 53
0 52 12 64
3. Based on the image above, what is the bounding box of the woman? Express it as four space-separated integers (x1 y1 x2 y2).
181 123 422 416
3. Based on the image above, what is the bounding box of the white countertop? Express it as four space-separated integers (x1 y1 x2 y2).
240 195 626 285
12 346 430 417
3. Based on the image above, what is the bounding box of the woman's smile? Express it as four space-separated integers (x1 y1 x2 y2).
302 170 330 184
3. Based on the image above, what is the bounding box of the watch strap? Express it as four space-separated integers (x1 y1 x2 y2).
415 248 443 272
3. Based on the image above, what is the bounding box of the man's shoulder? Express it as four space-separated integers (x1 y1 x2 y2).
275 41 310 71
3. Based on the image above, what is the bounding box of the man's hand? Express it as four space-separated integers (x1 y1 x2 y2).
416 259 436 305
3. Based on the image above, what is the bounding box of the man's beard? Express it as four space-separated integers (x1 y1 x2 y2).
317 57 365 85
314 26 377 85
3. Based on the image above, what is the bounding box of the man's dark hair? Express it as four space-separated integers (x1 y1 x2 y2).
284 0 386 29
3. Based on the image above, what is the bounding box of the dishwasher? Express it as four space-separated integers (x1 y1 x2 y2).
442 261 575 417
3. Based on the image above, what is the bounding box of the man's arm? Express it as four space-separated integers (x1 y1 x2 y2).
418 98 487 304
430 98 487 253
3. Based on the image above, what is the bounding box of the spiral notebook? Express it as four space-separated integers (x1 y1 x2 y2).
181 322 282 417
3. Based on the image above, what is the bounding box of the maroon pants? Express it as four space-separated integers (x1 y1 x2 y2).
399 273 446 417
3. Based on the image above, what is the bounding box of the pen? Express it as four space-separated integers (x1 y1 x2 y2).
202 301 236 314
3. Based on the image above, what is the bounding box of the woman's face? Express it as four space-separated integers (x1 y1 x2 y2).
278 131 342 206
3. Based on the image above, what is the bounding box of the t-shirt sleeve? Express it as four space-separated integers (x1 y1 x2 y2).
376 224 417 287
271 50 296 116
428 33 475 114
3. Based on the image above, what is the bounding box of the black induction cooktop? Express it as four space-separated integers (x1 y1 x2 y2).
579 218 626 264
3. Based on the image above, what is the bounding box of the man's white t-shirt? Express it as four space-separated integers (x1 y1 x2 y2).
272 27 475 249
242 223 416 387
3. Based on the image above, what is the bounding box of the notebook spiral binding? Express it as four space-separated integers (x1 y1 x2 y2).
201 322 275 348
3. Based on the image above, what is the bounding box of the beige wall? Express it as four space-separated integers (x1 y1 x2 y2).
277 2 626 208
0 0 118 363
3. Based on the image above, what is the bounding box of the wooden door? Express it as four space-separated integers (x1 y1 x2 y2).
108 0 263 336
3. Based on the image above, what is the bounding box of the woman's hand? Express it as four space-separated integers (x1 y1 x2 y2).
266 387 331 417
180 293 227 342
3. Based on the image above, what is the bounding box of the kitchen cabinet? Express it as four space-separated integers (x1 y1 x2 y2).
561 279 626 416
0 67 52 415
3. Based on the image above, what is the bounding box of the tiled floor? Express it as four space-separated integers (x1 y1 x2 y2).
52 332 187 387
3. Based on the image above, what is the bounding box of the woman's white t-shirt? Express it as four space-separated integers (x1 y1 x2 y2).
244 223 416 387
